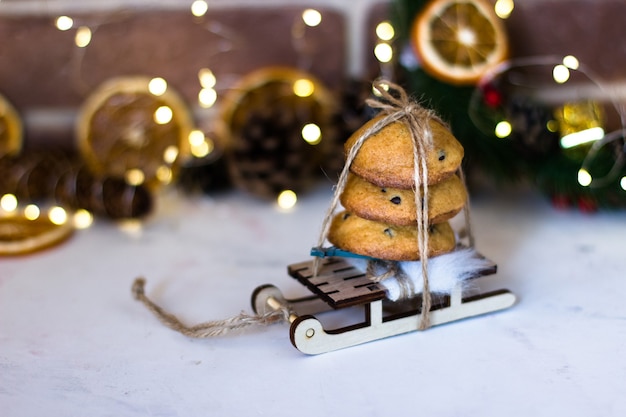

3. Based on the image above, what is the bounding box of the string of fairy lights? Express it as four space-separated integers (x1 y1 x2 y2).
372 0 625 197
2 0 625 237
0 2 337 233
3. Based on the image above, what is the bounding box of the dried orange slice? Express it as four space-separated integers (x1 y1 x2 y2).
411 0 508 85
76 77 193 189
0 93 22 158
0 208 74 255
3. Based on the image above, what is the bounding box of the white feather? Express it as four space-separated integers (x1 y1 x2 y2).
346 248 493 301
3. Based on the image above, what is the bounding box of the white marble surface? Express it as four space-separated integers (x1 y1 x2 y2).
1 185 625 417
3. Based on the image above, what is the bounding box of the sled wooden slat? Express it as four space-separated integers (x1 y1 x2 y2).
288 258 386 309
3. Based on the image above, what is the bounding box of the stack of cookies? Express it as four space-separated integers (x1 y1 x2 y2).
328 114 466 261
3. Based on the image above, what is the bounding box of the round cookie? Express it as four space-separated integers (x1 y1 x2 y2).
340 173 467 226
328 211 456 261
345 114 464 189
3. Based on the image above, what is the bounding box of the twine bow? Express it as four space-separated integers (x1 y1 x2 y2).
315 80 446 330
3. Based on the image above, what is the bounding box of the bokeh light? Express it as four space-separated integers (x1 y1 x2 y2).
191 0 209 17
277 190 297 210
376 21 395 41
48 206 68 225
302 9 322 27
293 79 315 97
374 43 393 63
148 77 168 96
301 123 322 144
0 194 18 212
55 16 73 31
494 0 514 19
154 106 173 124
24 204 41 220
495 120 512 138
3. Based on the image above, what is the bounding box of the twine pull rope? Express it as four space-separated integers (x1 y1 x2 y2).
132 278 290 338
314 80 447 330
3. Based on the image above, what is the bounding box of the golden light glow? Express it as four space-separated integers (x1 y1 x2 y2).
191 138 214 158
301 123 322 144
198 68 216 88
495 120 512 138
372 82 390 96
374 43 393 63
154 106 173 124
118 219 143 237
55 16 73 31
125 169 145 186
156 166 173 183
24 204 41 220
191 0 209 17
494 0 514 19
577 169 592 187
553 64 570 84
148 77 168 96
0 194 18 212
188 130 205 147
293 79 315 97
73 209 94 229
563 55 579 70
75 26 92 48
302 9 322 27
198 88 217 108
277 190 297 210
457 28 477 46
621 176 626 191
163 145 179 164
376 21 395 41
48 206 68 225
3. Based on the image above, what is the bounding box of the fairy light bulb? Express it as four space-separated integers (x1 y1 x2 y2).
277 190 297 210
75 26 92 48
0 194 18 212
293 79 315 97
163 145 179 164
553 64 570 84
73 209 94 229
198 88 217 108
154 106 173 124
48 206 68 225
191 0 208 17
621 176 626 191
374 43 393 63
24 204 40 220
494 0 514 19
125 169 145 186
577 168 592 187
189 130 205 147
302 123 322 145
156 166 173 184
198 68 216 88
148 77 168 96
376 21 395 41
563 55 579 70
495 120 512 138
372 82 389 96
55 16 73 31
302 9 322 27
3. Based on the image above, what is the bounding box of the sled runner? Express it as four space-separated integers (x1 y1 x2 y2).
252 254 516 355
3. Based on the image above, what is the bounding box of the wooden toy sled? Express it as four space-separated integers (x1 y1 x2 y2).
252 253 516 355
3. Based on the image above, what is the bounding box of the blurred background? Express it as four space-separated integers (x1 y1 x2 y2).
1 0 625 231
